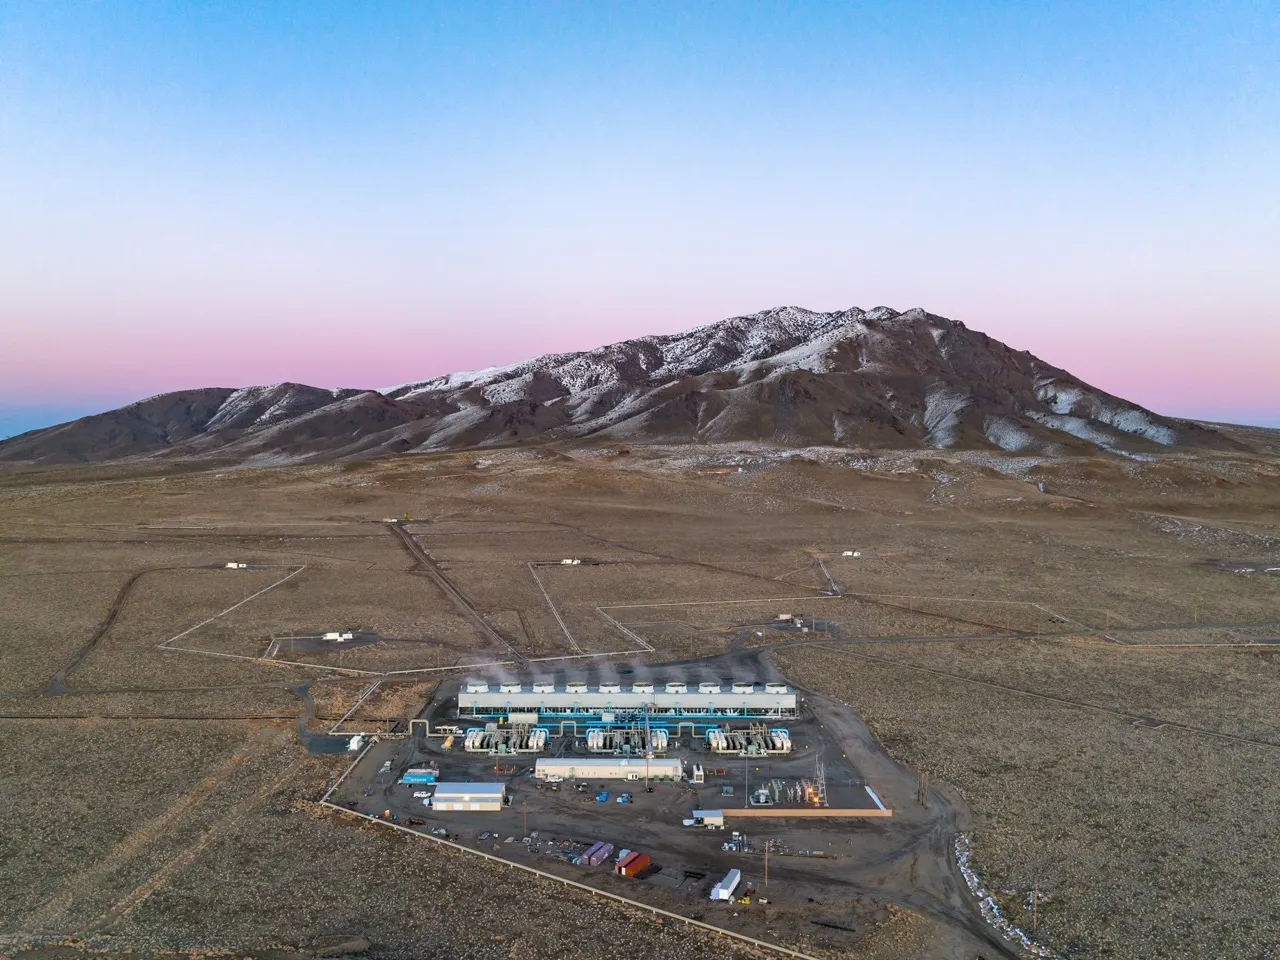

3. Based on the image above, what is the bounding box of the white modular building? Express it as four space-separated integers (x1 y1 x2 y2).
534 757 683 781
429 782 506 811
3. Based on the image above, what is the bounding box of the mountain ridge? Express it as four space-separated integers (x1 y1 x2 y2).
0 306 1244 464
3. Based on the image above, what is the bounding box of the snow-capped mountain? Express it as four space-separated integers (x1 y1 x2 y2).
0 306 1238 463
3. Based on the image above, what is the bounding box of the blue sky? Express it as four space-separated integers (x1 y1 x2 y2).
2 1 1278 438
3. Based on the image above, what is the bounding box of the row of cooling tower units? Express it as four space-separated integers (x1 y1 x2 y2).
464 680 790 695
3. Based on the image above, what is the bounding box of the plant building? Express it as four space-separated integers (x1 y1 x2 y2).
429 782 505 811
534 757 684 781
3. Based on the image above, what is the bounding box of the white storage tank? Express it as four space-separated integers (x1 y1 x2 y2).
665 682 687 694
598 682 621 694
731 681 755 694
650 729 669 752
764 682 789 694
699 682 722 694
465 681 490 694
532 681 556 694
630 682 654 694
499 682 522 694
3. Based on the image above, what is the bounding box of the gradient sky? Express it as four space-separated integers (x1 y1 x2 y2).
2 1 1278 438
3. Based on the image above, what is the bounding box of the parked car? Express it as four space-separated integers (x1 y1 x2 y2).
413 791 431 798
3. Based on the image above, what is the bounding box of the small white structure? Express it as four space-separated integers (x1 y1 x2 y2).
691 763 705 784
224 562 248 569
430 782 505 812
535 757 682 781
560 558 581 565
711 868 742 901
347 734 365 752
323 631 355 641
692 809 724 827
777 613 792 621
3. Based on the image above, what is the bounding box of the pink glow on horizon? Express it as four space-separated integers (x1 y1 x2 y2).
4 298 1276 427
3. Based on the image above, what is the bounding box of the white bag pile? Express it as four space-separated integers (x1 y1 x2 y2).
954 833 1057 959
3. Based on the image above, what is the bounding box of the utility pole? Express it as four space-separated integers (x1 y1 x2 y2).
744 754 749 809
522 798 527 836
765 839 770 887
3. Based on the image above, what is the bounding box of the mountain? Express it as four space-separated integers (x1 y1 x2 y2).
0 306 1241 464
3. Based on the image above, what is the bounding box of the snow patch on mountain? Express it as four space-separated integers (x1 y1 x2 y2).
923 384 971 448
984 416 1037 452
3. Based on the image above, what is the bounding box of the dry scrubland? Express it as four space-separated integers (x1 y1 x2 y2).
774 645 1280 959
1 442 1278 958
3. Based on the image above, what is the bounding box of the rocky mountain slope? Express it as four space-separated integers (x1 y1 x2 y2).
0 306 1240 464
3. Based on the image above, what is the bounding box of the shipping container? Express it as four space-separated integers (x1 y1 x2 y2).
619 853 650 877
582 841 605 862
614 852 640 874
586 842 613 866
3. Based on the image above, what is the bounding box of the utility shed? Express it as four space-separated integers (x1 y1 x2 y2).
535 758 682 781
692 809 724 827
430 782 505 811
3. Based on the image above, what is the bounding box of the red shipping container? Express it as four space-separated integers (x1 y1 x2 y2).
614 851 639 874
619 853 650 877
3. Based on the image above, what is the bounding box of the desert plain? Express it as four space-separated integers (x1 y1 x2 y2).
1 434 1278 960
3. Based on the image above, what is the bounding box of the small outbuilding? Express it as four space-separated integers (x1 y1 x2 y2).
691 809 724 827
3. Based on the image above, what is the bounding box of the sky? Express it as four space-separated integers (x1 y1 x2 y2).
2 1 1278 439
